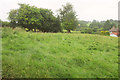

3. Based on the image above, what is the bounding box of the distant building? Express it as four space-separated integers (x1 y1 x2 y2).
109 26 119 37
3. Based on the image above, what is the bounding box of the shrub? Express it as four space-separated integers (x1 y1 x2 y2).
100 31 109 35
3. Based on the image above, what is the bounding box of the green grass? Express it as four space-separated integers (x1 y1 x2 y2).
2 27 118 78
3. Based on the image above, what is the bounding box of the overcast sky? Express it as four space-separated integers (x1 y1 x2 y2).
0 0 119 21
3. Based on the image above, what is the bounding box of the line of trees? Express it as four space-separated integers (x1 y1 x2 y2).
77 19 118 34
8 3 62 32
1 3 78 33
0 19 9 27
1 3 118 34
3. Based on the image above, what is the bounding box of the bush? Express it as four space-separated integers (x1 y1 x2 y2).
2 21 10 27
100 31 109 35
8 4 62 33
80 28 93 34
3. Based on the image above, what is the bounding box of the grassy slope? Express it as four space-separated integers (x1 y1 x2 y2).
2 27 118 78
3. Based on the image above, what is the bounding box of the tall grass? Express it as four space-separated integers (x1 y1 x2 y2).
2 27 118 78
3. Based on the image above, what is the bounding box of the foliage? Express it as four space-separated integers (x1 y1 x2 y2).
80 27 94 34
1 21 10 27
103 20 118 30
58 3 78 33
0 19 10 27
8 9 18 28
109 19 118 27
89 20 103 28
77 19 118 34
78 20 90 27
88 20 103 34
100 31 110 35
76 20 90 31
103 20 112 30
8 3 62 32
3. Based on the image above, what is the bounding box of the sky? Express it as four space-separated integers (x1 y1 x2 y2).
0 0 119 21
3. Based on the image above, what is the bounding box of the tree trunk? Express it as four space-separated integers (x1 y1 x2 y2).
67 30 71 33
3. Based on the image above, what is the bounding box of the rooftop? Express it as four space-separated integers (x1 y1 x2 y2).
109 26 119 32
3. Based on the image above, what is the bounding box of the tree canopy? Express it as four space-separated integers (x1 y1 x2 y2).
58 3 78 33
8 3 62 32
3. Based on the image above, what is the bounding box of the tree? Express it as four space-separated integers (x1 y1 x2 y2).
0 19 10 27
8 3 62 32
17 3 44 31
38 8 61 32
89 20 102 28
2 21 10 27
8 9 18 28
109 19 118 27
103 20 112 30
48 16 62 32
58 3 78 33
78 20 89 27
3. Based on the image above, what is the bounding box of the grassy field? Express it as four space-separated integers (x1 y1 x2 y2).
2 27 118 78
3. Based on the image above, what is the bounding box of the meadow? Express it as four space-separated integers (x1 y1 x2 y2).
1 27 118 78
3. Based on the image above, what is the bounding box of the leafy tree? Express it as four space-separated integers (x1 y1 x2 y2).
103 20 112 30
8 3 62 32
0 19 10 27
109 19 118 27
75 20 90 31
8 9 18 28
78 20 89 27
16 3 44 31
49 16 62 32
80 27 93 34
39 8 61 32
89 20 102 28
58 3 78 33
2 21 10 27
